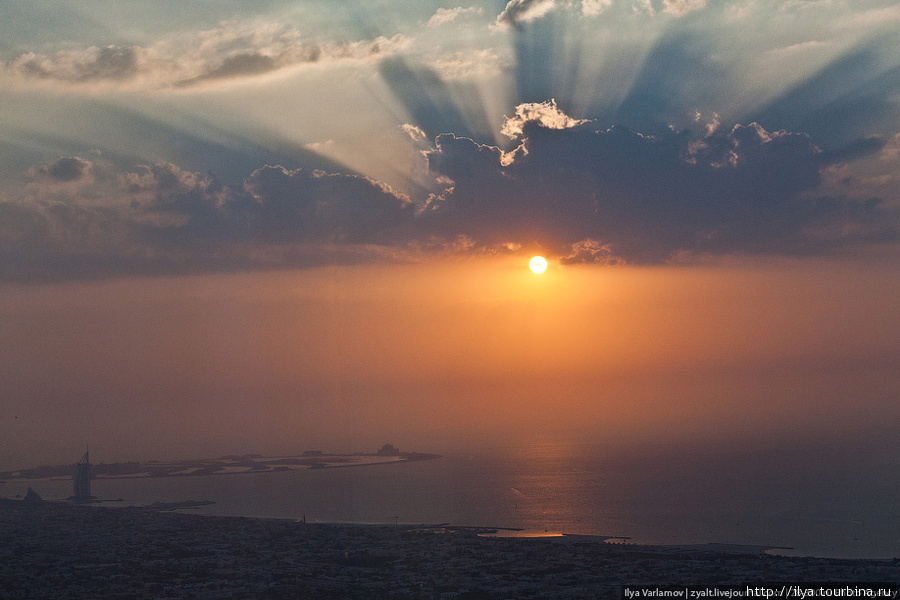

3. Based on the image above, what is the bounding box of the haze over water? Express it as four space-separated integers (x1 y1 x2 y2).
5 433 899 560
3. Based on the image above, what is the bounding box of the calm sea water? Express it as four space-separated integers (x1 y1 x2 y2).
4 438 900 560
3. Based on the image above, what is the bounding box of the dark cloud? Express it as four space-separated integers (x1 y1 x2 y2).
0 201 50 256
0 199 129 282
242 166 413 243
28 157 93 182
422 117 893 261
0 112 895 282
121 162 413 245
0 159 413 282
123 162 222 237
176 53 279 88
175 48 321 88
83 46 139 81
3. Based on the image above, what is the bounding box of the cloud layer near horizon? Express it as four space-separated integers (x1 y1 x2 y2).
423 109 893 262
1 159 414 281
1 105 894 281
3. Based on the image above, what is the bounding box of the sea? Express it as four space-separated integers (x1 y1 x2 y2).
4 437 900 560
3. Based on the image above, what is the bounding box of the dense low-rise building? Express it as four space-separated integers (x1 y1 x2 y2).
1 499 897 600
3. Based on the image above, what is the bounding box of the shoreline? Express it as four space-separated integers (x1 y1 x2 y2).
2 498 896 599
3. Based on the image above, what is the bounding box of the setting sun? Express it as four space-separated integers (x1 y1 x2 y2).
529 256 548 274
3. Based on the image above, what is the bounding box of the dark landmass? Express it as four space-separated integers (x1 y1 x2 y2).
0 451 442 481
141 500 217 512
1 499 897 600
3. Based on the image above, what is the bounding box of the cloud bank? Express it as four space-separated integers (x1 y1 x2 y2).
421 104 893 262
0 94 895 282
1 159 413 281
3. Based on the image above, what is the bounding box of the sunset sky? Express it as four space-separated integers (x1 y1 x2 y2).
2 0 899 469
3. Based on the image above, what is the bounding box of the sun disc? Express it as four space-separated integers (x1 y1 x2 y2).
529 255 548 274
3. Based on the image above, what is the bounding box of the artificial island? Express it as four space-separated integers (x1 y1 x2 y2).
0 444 440 490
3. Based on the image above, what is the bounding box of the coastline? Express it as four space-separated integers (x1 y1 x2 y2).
3 451 898 561
1 498 897 599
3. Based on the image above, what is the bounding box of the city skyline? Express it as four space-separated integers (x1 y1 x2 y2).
1 0 900 469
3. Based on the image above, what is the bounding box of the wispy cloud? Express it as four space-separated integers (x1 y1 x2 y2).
423 48 510 80
765 40 830 57
494 0 558 30
9 46 141 83
2 22 408 90
561 238 624 264
662 0 707 17
425 6 483 28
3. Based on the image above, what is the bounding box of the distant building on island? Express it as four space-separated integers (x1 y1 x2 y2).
376 443 401 457
73 450 91 502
